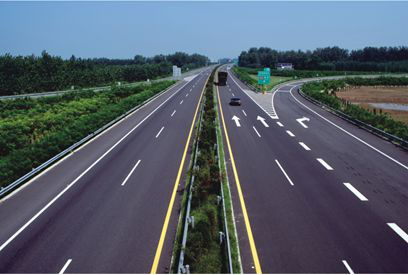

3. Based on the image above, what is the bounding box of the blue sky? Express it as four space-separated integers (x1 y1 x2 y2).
0 1 407 61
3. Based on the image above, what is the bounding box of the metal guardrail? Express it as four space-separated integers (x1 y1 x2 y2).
177 71 233 274
0 81 180 198
298 88 408 150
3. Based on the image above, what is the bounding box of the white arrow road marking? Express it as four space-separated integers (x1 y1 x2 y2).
59 259 72 274
343 183 368 201
342 260 354 274
257 116 269 127
242 110 247 117
232 115 241 127
387 223 408 243
296 117 310 128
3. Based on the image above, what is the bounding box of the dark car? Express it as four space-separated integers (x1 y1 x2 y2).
229 97 241 106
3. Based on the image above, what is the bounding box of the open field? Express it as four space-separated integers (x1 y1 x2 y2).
336 86 408 124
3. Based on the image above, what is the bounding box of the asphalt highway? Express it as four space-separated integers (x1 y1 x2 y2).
217 66 408 273
0 67 212 273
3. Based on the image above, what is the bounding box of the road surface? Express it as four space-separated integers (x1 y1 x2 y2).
217 66 408 273
0 67 212 273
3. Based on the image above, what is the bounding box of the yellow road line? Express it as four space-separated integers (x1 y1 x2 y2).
150 76 209 274
216 85 262 274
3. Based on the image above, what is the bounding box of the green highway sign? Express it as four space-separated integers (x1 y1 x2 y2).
258 71 270 85
264 67 270 73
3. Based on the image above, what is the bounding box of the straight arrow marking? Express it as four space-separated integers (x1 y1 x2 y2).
257 116 269 127
232 115 241 127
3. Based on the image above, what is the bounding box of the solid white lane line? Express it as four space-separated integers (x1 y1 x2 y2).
59 259 72 274
343 183 368 201
286 130 295 137
387 223 408 243
317 158 334 170
253 126 261 137
0 80 193 253
121 160 141 186
289 86 408 171
242 110 247 117
156 126 164 138
171 110 176 117
276 122 284 127
186 93 189 97
342 260 354 274
180 100 183 105
275 160 294 186
299 142 311 151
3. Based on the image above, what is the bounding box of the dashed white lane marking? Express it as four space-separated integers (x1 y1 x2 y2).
289 86 408 171
190 89 192 92
387 223 408 243
317 158 334 170
180 100 183 105
276 122 284 127
171 110 176 117
275 159 294 186
242 110 247 117
0 78 191 254
342 260 354 274
155 126 165 138
299 142 311 151
286 130 295 137
121 160 141 186
186 93 189 97
253 126 261 137
232 93 235 96
59 259 72 274
343 183 368 201
229 88 232 92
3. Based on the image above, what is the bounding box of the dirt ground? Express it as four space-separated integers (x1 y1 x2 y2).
336 86 408 124
336 86 408 104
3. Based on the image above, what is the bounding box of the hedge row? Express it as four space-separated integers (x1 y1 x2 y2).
0 80 175 187
301 77 408 141
184 68 227 273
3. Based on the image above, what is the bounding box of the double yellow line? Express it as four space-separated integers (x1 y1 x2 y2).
150 75 208 274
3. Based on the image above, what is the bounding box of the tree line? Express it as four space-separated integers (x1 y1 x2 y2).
0 51 210 96
238 46 408 72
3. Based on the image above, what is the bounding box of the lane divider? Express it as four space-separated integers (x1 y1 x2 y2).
59 259 72 274
343 183 368 201
387 223 408 243
299 142 311 151
342 260 354 274
253 126 261 138
150 75 209 274
121 160 141 186
155 126 165 138
275 160 294 186
286 130 295 137
317 158 334 170
216 85 262 274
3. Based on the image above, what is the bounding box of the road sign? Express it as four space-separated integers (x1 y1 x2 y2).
264 67 270 73
258 71 270 85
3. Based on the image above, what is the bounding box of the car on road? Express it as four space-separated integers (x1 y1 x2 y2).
229 97 241 106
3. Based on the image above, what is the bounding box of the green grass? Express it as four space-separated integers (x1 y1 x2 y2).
248 74 291 91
